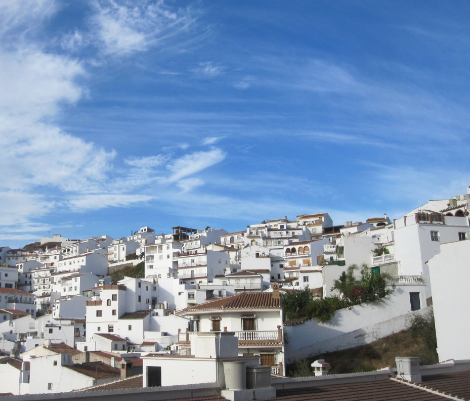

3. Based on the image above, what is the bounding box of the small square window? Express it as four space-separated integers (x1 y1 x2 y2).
97 326 101 331
459 232 467 241
48 383 53 390
112 309 116 315
431 231 440 241
53 361 57 366
108 324 114 333
303 276 309 283
112 294 117 301
49 328 53 334
128 325 132 331
96 310 102 317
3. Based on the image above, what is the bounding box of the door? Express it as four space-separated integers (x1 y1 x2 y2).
147 366 161 387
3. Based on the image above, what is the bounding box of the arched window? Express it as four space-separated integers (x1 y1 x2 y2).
229 237 234 243
291 247 296 255
107 299 111 306
446 212 453 216
304 246 310 254
455 209 465 217
285 249 291 256
298 246 304 254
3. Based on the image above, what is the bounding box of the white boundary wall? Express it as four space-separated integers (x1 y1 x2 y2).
285 287 428 362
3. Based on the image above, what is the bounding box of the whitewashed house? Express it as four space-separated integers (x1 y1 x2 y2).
0 265 18 289
177 291 285 375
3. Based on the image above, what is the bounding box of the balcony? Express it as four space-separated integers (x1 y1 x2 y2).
372 254 396 265
323 244 337 254
232 283 262 290
177 328 283 346
388 275 424 286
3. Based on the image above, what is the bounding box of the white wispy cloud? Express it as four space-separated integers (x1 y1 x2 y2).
68 194 154 212
202 137 222 145
191 61 226 77
61 30 84 52
125 155 167 168
91 0 195 56
166 148 226 183
177 178 205 192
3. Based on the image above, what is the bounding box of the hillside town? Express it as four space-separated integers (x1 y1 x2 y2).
0 187 469 399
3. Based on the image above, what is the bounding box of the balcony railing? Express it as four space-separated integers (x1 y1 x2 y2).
372 254 396 265
388 275 424 286
232 283 262 289
323 244 337 253
235 329 282 343
271 365 282 376
178 328 283 345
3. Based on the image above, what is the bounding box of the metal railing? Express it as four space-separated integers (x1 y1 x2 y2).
388 275 424 286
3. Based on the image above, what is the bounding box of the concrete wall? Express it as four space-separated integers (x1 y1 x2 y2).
285 286 427 362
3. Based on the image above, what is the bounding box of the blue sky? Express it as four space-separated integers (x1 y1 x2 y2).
1 0 470 247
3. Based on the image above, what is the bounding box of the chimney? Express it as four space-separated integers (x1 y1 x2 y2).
272 283 280 299
311 359 330 376
85 351 90 363
395 357 421 383
120 360 131 380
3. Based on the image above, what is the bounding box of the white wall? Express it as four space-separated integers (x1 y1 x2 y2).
285 284 427 362
428 239 470 361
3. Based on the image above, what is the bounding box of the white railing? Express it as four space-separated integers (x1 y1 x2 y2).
323 244 337 253
388 275 424 286
234 330 280 342
271 365 281 375
372 254 396 265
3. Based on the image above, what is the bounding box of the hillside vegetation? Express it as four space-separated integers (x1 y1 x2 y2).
287 311 438 377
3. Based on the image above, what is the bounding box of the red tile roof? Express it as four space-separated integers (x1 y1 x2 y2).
78 374 143 391
180 291 281 314
45 343 82 356
0 309 29 315
0 288 32 295
416 370 470 400
96 333 127 342
0 357 29 370
119 310 151 320
273 378 447 401
66 362 120 380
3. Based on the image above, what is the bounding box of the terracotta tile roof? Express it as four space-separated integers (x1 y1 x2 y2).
366 217 388 222
0 357 29 370
180 291 281 313
66 361 120 380
96 333 127 342
119 310 151 320
0 288 32 295
45 343 82 356
79 374 143 391
418 370 470 400
129 357 143 367
90 351 123 362
273 378 447 401
226 271 262 277
0 309 29 315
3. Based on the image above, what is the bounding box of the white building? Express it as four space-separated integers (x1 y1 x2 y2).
0 265 18 289
428 239 470 361
177 291 285 375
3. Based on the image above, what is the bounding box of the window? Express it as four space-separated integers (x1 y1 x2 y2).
410 292 421 311
138 282 141 288
430 231 440 241
303 276 309 283
459 232 467 241
49 328 53 334
188 293 195 299
114 344 118 350
48 383 53 390
5 283 12 288
242 317 256 331
138 296 141 302
53 361 57 366
147 366 161 387
211 319 220 332
108 324 114 333
107 299 111 306
96 310 102 317
112 294 117 301
112 309 116 316
97 327 101 331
